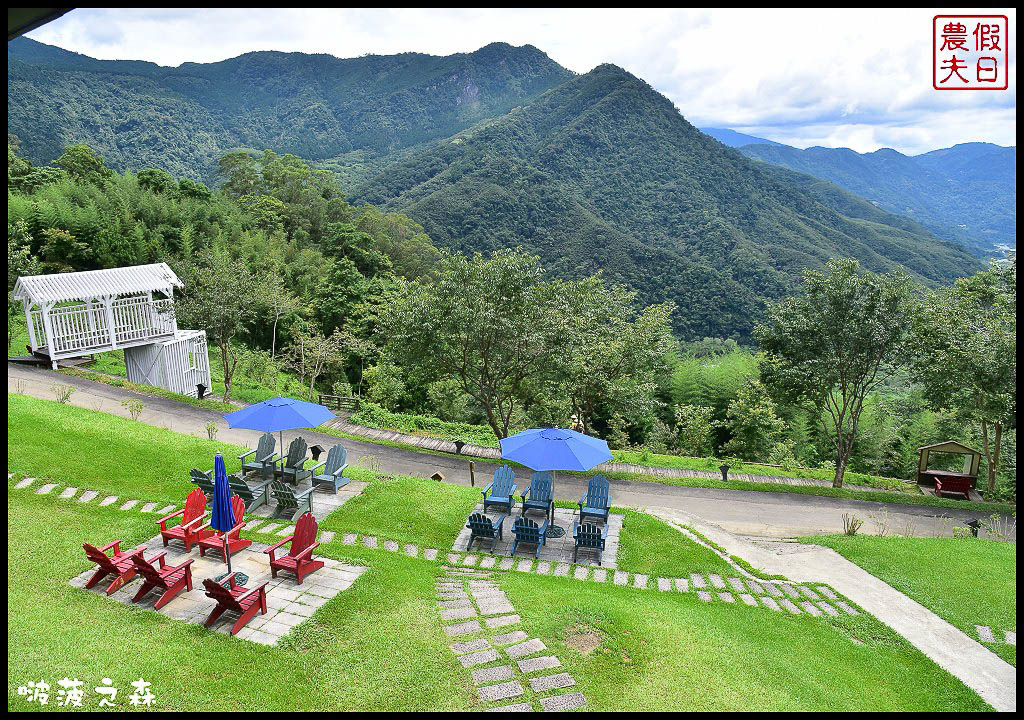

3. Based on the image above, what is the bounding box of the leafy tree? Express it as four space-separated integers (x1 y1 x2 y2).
175 251 262 402
554 276 675 434
8 220 42 349
38 228 92 273
384 248 559 439
364 363 407 411
673 404 717 456
756 258 915 487
722 379 785 461
286 327 355 401
910 260 1016 492
56 144 112 183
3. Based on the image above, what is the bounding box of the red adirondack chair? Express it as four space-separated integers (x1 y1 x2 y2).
82 541 145 595
202 574 269 635
197 495 252 561
265 512 324 584
157 488 211 552
130 552 195 609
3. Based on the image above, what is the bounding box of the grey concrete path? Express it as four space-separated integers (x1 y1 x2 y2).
650 506 1017 713
9 363 1010 539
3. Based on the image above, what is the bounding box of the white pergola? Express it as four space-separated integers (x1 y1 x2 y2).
13 263 183 368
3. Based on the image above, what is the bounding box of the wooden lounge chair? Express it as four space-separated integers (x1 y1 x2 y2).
202 574 269 635
510 516 549 558
82 541 145 595
573 522 610 565
270 479 314 520
197 495 252 562
483 465 518 514
578 475 611 524
157 488 211 552
239 432 276 481
228 473 272 512
520 471 554 522
265 512 324 584
189 468 215 499
466 512 506 552
130 552 195 609
275 437 310 485
311 443 349 493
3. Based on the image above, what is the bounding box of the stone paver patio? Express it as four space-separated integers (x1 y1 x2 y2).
453 505 623 568
69 533 366 645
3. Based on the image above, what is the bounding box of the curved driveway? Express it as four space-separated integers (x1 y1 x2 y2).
8 363 1009 538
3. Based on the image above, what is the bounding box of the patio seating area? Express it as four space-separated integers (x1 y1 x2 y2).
72 532 366 645
454 504 623 568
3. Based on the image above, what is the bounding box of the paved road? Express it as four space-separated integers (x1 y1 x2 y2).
8 363 1010 538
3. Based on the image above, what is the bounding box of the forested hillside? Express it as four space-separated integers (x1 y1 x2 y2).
8 36 573 181
740 142 1016 255
353 65 981 338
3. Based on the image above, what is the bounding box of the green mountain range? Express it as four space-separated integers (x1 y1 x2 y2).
738 142 1015 255
7 37 983 339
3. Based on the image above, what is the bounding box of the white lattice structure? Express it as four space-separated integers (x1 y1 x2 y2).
13 263 212 397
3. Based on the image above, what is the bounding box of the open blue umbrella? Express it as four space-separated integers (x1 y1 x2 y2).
211 452 238 580
224 396 336 453
500 428 613 472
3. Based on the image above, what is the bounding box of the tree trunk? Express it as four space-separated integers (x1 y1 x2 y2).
832 446 849 488
220 341 233 402
987 421 1003 493
271 310 279 360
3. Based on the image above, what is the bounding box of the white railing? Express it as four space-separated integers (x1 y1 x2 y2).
32 296 177 356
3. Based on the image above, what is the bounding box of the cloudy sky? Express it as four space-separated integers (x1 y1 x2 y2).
26 8 1016 154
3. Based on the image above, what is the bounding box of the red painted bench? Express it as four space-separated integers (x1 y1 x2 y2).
934 474 974 499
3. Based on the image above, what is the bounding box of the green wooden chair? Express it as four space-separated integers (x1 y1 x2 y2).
228 473 272 512
239 432 276 481
483 464 518 513
578 475 611 524
274 437 310 485
189 468 215 500
510 516 549 558
573 522 610 565
311 443 349 493
520 471 554 523
270 479 314 520
466 512 505 552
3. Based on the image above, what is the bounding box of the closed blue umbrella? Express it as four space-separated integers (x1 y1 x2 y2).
500 428 613 472
224 396 336 453
211 452 237 578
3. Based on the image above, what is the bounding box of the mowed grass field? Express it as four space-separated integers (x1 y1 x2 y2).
7 394 994 710
803 535 1017 666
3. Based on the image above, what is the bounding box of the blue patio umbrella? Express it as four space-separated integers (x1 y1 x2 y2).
211 452 237 578
499 428 613 473
224 396 336 454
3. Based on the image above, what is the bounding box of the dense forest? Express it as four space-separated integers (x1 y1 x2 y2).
8 38 984 340
6 141 1015 497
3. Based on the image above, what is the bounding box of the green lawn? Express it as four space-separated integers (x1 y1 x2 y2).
8 489 991 710
614 510 735 577
802 535 1017 666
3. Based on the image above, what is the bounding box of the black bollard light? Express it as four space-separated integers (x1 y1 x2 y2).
196 383 207 399
719 463 730 482
966 519 982 537
454 440 466 455
309 444 325 462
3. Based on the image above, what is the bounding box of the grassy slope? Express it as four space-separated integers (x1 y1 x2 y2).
8 487 991 711
801 535 1017 666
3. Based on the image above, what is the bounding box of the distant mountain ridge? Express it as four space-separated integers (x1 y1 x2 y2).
700 127 785 148
739 141 1016 254
7 38 983 339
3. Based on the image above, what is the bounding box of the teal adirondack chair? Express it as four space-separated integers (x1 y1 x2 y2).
520 471 554 522
228 473 271 512
275 437 310 485
573 522 610 565
510 516 549 558
482 465 518 513
239 433 276 481
270 479 314 520
466 512 505 552
311 443 349 493
189 468 215 500
578 475 611 524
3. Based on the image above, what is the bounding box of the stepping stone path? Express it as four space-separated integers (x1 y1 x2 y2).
436 566 584 711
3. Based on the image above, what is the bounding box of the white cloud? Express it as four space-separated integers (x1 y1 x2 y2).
25 8 1016 154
